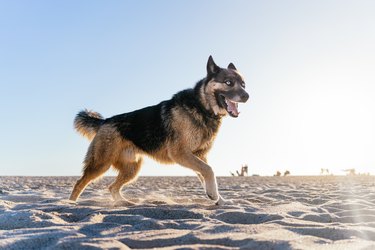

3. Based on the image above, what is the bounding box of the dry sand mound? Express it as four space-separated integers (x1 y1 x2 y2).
1 176 375 249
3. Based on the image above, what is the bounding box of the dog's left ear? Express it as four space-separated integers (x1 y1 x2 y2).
228 63 237 71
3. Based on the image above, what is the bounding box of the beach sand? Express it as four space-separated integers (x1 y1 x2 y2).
1 176 375 249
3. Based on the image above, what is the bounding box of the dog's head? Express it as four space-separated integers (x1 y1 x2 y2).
202 56 249 118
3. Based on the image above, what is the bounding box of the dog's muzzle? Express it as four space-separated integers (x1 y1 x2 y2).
219 90 249 118
239 92 249 103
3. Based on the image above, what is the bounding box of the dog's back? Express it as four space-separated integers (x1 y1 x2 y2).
105 102 169 153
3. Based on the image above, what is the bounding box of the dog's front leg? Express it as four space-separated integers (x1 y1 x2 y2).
196 172 205 186
197 156 231 205
170 151 220 202
195 156 206 186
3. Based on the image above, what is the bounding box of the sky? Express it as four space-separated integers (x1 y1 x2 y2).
0 1 374 177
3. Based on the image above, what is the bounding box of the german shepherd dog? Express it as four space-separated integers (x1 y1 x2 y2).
70 56 249 205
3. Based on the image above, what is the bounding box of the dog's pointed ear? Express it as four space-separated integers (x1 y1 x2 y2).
228 63 237 71
207 55 220 75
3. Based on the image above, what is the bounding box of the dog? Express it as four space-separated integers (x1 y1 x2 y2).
69 56 249 205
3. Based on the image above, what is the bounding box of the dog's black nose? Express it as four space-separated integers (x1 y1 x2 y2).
241 92 249 102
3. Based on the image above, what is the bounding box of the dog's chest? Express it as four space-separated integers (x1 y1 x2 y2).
187 115 221 152
170 105 221 152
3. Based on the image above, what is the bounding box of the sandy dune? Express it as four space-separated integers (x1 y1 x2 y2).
1 176 375 249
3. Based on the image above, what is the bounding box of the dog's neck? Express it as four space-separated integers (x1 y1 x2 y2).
194 79 226 119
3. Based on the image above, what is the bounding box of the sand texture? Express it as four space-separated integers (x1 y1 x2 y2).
1 176 375 249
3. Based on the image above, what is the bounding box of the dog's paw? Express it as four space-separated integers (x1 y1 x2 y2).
206 191 219 201
64 199 78 205
113 199 137 207
205 182 219 201
215 197 234 206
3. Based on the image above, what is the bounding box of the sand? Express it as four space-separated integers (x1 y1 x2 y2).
1 176 375 249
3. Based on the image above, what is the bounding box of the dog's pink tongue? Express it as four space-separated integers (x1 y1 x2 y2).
227 100 239 116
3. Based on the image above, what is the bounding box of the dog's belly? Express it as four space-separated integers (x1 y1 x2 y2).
146 147 175 164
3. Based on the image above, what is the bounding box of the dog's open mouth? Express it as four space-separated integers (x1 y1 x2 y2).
220 95 240 118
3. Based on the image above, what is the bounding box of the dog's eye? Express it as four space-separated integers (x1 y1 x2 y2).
225 80 234 86
241 82 246 88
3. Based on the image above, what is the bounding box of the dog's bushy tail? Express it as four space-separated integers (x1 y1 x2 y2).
74 109 104 140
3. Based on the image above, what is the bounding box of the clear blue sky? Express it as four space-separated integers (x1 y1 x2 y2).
1 1 374 176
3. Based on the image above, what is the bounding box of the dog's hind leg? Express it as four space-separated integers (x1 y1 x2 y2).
69 163 110 201
109 150 143 206
70 130 118 202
